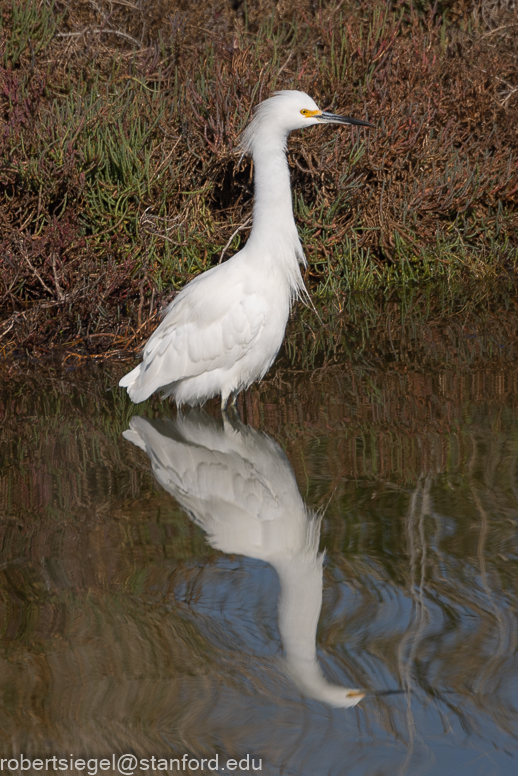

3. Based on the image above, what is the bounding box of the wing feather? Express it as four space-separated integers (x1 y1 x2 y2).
132 285 268 397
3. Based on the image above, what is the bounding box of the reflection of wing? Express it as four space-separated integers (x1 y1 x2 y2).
124 411 364 707
120 264 268 403
123 413 307 557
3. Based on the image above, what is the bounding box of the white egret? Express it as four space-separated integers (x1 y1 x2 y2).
119 90 373 408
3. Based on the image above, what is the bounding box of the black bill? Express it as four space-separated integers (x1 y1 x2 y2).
317 111 374 128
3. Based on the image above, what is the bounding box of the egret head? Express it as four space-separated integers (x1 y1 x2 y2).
240 89 373 157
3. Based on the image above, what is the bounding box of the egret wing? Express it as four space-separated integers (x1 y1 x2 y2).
137 288 268 390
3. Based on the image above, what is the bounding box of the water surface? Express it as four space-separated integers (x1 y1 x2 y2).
1 326 517 775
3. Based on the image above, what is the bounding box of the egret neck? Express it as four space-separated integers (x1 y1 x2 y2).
246 137 305 292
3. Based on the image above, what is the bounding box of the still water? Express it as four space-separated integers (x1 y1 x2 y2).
1 330 517 775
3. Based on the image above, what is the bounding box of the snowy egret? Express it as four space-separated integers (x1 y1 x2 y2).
124 411 365 707
119 90 373 408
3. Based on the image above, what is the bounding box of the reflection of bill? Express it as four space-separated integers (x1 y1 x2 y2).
124 412 364 708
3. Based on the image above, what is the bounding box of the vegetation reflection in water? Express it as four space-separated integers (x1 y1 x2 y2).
0 322 517 774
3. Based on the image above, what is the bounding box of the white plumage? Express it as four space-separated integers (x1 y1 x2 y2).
119 90 372 408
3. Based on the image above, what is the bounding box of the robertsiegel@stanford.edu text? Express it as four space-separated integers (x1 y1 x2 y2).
0 754 263 774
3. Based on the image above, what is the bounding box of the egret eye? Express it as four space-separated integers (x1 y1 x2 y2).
300 109 310 116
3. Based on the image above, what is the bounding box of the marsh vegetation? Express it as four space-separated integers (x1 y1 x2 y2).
0 0 517 357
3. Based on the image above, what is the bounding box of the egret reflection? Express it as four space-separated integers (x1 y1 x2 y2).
123 412 364 708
